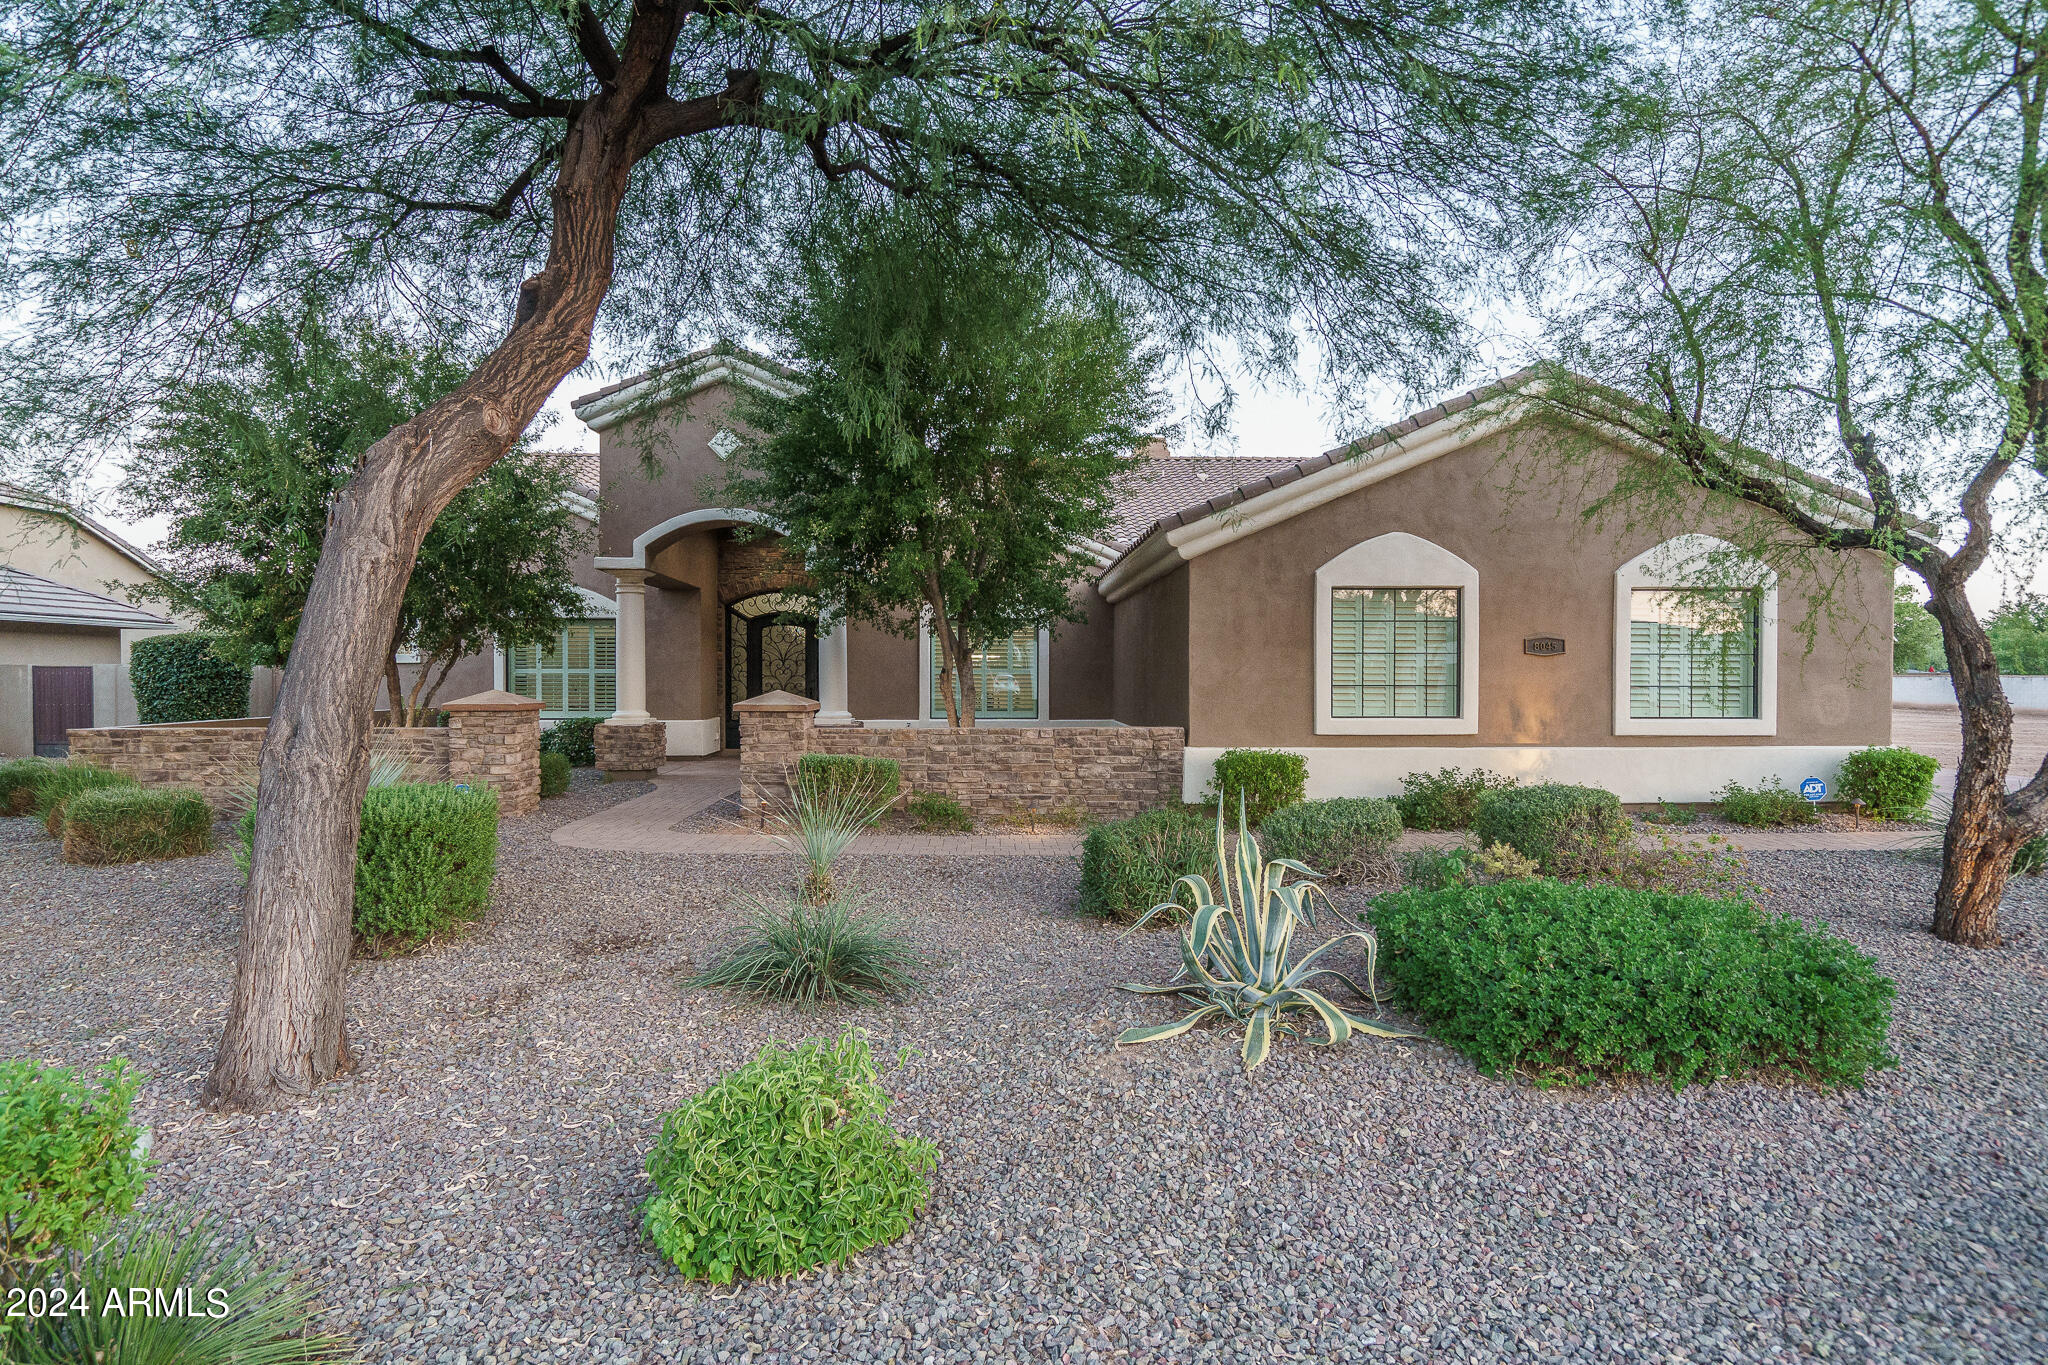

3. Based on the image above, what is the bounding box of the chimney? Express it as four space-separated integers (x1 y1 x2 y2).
1137 437 1171 460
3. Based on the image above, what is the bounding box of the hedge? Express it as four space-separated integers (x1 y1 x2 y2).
0 758 54 816
1078 807 1215 923
129 633 251 724
1367 879 1898 1088
60 786 213 864
1202 749 1307 824
796 753 902 806
1839 747 1941 821
539 751 572 798
539 717 600 768
1471 783 1628 871
1260 797 1402 882
34 766 140 836
238 782 499 952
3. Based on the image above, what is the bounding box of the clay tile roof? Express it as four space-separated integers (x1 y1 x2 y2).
0 566 172 630
1104 457 1303 547
531 450 599 500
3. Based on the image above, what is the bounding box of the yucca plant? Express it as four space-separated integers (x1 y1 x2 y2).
759 761 896 904
1116 795 1413 1072
224 754 412 820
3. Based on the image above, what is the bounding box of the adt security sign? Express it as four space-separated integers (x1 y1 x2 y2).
1799 777 1827 802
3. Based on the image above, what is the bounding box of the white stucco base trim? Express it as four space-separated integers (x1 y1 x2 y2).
664 717 723 757
1182 745 1863 805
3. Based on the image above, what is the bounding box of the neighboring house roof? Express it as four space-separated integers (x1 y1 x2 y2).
0 480 173 581
0 566 173 630
532 450 600 502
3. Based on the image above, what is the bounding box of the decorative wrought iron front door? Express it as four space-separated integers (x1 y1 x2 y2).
725 592 819 748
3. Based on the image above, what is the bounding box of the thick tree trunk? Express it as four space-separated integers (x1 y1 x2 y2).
1924 576 2023 949
202 103 646 1113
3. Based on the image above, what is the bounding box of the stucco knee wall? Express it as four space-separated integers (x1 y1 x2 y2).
1182 745 1867 806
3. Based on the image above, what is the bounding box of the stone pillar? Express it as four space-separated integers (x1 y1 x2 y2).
608 568 651 721
734 690 819 820
596 717 667 780
442 689 544 816
816 617 854 726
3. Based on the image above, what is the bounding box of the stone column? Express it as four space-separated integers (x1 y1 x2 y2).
608 568 651 721
816 617 854 726
442 689 544 816
734 691 819 820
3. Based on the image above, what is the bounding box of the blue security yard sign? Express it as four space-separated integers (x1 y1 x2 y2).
1799 777 1827 802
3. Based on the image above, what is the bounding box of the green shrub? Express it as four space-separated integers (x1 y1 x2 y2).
539 716 600 767
1368 880 1898 1089
907 791 972 832
0 1059 150 1284
1717 778 1819 827
1259 797 1402 882
1402 846 1479 891
34 765 139 836
690 897 927 1008
6 1209 353 1363
128 633 251 724
1472 783 1627 871
237 782 499 952
1078 807 1214 923
1638 800 1700 826
641 1029 937 1283
2016 834 2046 876
1839 747 1940 820
538 750 572 798
795 752 902 807
1202 749 1307 824
0 758 53 816
1393 767 1517 830
60 786 213 864
763 763 897 905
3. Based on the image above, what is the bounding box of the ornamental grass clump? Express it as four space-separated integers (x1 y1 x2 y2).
0 758 53 816
32 765 139 836
689 897 926 1008
762 761 897 904
0 1059 150 1290
1367 880 1897 1089
1116 798 1413 1072
60 786 213 864
641 1029 936 1284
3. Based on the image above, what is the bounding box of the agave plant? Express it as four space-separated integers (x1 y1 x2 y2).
759 763 896 904
1116 795 1413 1072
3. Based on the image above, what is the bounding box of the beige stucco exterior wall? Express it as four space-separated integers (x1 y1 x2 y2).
1110 563 1191 730
1178 428 1892 751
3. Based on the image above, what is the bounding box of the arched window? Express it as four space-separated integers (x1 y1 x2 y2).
1613 534 1778 736
1314 532 1479 735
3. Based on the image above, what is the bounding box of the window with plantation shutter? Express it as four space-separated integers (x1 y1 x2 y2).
1330 588 1461 718
927 626 1042 720
509 619 617 718
1628 589 1759 719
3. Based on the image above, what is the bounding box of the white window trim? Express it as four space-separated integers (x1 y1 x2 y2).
917 619 1051 724
1613 533 1778 736
1314 532 1479 735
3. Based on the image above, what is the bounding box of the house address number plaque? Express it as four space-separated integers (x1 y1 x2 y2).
1523 636 1566 657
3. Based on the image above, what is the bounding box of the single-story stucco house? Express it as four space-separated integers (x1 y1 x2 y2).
0 483 180 756
513 349 1891 803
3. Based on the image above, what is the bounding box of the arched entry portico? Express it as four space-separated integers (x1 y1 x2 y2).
725 591 819 748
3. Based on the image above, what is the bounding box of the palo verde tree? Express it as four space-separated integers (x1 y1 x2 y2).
1534 0 2048 947
0 0 1602 1109
124 310 588 726
721 210 1160 726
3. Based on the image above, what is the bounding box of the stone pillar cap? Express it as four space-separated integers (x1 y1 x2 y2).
440 689 545 713
732 690 821 713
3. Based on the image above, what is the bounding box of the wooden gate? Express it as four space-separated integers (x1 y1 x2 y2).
32 666 94 757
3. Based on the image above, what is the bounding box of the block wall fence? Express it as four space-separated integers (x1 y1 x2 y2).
735 691 1183 822
67 690 543 816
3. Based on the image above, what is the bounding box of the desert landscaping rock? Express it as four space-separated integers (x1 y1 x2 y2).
2 783 2042 1364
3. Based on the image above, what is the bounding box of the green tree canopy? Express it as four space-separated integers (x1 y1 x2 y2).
125 311 588 722
1894 582 1946 674
1988 598 2048 676
722 212 1161 725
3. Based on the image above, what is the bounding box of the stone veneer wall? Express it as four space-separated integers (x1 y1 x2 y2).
737 695 1183 822
718 532 807 604
69 692 542 816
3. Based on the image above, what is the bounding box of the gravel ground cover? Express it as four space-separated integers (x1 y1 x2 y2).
2 774 2043 1365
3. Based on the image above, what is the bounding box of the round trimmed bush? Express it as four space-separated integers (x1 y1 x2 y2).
642 1029 936 1283
539 750 572 798
34 765 140 836
1202 749 1307 824
1473 783 1627 872
0 758 54 816
128 633 251 724
1260 797 1402 882
1839 746 1940 820
1078 807 1215 923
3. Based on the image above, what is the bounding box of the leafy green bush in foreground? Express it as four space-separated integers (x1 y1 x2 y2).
1368 880 1897 1089
1078 807 1213 923
539 750 572 798
642 1029 936 1283
1259 797 1402 882
0 1058 150 1285
61 786 213 864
